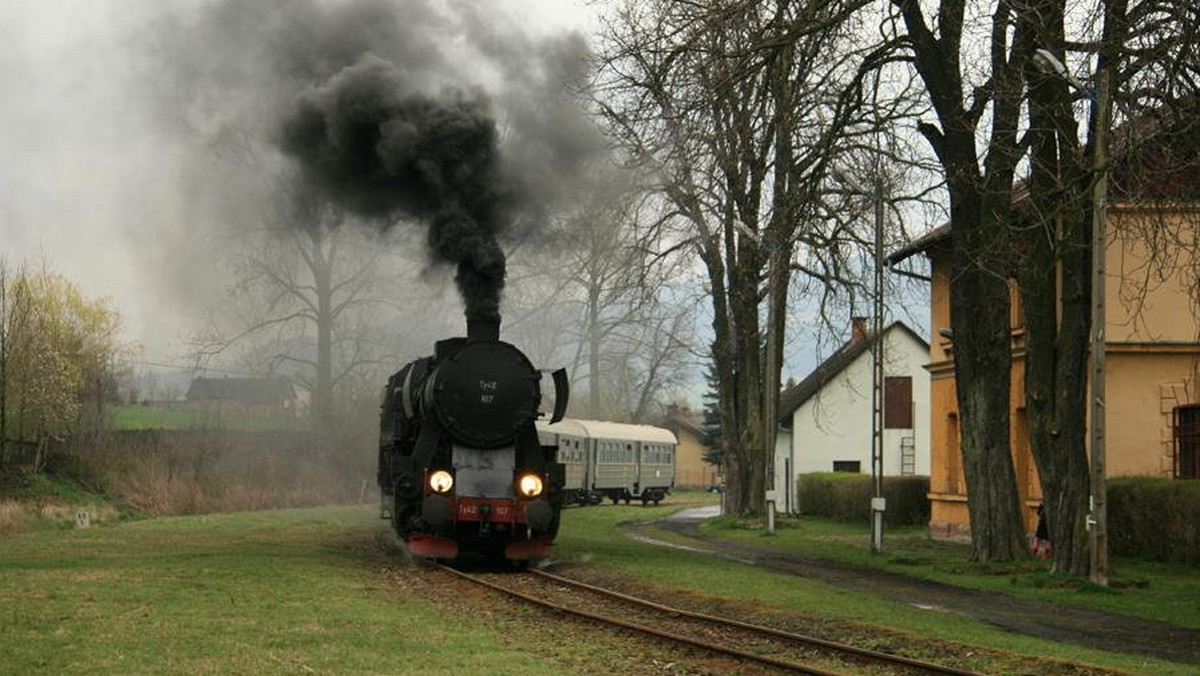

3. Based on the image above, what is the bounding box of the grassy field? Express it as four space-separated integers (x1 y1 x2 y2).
695 514 1200 630
553 495 1197 676
108 405 304 431
0 507 563 675
3 491 1195 675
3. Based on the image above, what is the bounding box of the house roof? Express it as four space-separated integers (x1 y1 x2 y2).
778 321 928 424
661 408 705 437
186 377 296 404
885 223 950 266
886 107 1200 267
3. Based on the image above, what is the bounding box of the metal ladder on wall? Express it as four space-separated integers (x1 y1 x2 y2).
900 436 917 476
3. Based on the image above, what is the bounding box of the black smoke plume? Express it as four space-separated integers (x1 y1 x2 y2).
279 56 512 321
150 0 605 323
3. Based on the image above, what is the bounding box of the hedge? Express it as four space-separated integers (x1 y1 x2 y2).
1108 476 1200 566
797 472 930 526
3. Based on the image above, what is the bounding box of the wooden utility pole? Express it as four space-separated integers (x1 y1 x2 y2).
1089 66 1112 587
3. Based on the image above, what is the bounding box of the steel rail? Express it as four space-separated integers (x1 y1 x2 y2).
530 568 987 676
436 564 850 676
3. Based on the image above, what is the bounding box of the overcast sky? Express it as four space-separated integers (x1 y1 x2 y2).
0 0 598 364
0 1 929 399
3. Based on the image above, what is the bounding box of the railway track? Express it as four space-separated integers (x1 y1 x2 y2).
437 563 989 676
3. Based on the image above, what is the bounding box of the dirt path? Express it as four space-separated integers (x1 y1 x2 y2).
643 512 1200 667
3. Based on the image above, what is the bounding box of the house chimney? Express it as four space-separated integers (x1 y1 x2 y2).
851 316 868 344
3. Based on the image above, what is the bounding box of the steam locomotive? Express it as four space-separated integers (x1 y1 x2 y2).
378 317 569 561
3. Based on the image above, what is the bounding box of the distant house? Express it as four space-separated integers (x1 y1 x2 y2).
660 404 720 489
185 377 303 418
769 319 931 513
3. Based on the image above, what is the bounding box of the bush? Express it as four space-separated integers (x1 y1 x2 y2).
797 472 930 526
1109 476 1200 566
59 429 375 516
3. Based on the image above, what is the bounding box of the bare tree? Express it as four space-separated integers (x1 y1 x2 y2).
1018 0 1199 575
595 0 911 515
504 168 695 423
889 0 1035 561
193 202 398 426
889 0 1199 567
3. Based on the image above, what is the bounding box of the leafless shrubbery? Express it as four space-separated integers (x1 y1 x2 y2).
66 430 373 516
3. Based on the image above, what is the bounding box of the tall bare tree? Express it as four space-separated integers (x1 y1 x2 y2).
1019 0 1199 574
504 169 695 423
889 0 1035 561
595 0 913 514
890 0 1199 567
193 200 395 426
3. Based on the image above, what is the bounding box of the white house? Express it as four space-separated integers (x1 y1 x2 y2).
768 319 930 513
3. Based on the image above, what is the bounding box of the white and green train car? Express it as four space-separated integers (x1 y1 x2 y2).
536 418 597 505
536 418 677 506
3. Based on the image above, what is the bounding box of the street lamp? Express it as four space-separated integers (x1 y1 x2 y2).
1031 47 1111 586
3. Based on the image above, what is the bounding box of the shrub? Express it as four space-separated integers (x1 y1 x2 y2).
60 429 375 516
1108 476 1200 566
797 472 930 526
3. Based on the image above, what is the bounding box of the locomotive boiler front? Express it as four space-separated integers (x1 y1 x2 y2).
424 319 540 448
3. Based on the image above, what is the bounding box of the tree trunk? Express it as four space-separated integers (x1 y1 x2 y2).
1021 40 1094 574
895 0 1033 561
729 238 767 516
588 287 601 418
312 239 334 426
951 201 1029 562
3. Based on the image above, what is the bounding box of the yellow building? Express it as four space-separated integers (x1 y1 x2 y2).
661 404 720 489
890 206 1200 539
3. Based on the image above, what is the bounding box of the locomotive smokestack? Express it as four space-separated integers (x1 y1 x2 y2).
467 316 501 342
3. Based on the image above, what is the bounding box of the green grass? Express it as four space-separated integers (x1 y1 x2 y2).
554 499 1197 676
108 405 304 431
697 514 1200 630
0 507 564 675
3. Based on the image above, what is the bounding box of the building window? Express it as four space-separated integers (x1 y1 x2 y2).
1174 405 1200 479
884 376 913 429
833 461 861 473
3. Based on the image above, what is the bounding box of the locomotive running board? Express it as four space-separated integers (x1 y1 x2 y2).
505 538 554 561
409 534 460 560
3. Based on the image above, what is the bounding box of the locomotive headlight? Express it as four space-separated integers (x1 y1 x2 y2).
428 470 454 494
517 473 544 498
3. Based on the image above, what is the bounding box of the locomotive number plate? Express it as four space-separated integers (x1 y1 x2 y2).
455 499 520 523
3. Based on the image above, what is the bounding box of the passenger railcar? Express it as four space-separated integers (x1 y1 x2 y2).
536 418 677 506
